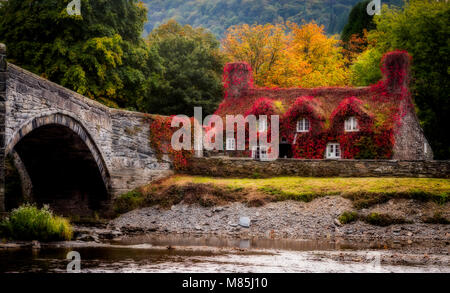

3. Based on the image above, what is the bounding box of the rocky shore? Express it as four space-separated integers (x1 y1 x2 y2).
101 196 449 254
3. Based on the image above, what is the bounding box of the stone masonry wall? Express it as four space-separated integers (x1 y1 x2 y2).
185 157 450 178
393 98 433 160
0 44 6 212
3 61 172 204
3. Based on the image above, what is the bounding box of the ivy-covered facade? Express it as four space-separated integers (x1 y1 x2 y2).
211 51 433 160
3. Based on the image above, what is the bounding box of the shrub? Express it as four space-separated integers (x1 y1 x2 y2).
0 204 72 241
423 212 450 225
338 211 359 224
364 212 408 227
113 190 145 214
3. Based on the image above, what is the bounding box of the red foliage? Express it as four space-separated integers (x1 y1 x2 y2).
149 115 194 170
244 97 276 116
178 50 414 162
282 96 325 136
223 62 254 100
380 50 411 93
330 96 373 132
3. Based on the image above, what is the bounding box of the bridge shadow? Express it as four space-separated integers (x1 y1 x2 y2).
6 117 111 218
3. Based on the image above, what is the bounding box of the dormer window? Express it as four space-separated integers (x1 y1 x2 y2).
297 118 310 132
344 116 359 132
258 119 267 132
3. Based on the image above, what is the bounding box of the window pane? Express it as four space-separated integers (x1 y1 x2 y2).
226 138 235 150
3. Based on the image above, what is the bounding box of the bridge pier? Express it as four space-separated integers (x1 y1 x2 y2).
0 44 6 212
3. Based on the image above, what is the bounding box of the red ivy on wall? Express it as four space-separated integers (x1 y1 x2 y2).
223 62 254 100
233 94 396 159
329 96 373 132
244 97 276 116
149 115 194 170
153 50 414 165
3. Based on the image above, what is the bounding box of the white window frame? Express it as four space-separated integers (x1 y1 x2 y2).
251 145 269 160
226 137 236 150
259 146 269 160
251 146 259 159
297 118 310 132
344 116 359 132
258 119 267 132
326 143 341 159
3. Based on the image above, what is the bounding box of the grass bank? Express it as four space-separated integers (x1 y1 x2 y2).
114 175 450 214
0 204 73 241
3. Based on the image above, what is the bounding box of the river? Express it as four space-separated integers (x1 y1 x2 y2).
0 234 448 273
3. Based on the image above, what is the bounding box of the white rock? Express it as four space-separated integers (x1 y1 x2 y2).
239 217 251 228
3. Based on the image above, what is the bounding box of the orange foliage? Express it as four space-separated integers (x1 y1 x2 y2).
222 22 349 88
342 29 370 64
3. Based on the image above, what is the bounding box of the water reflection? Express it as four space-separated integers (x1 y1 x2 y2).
0 235 448 273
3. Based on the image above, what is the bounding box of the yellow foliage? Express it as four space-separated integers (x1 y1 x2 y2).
222 21 349 88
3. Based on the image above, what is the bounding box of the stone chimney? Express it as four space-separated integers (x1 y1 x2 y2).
381 50 411 94
0 43 6 212
223 62 254 99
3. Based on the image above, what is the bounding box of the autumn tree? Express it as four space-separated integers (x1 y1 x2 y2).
222 21 349 88
221 23 287 86
268 22 349 88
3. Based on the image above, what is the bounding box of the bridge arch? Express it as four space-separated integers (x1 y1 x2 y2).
5 113 111 216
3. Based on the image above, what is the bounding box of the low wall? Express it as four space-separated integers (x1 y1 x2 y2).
185 157 450 178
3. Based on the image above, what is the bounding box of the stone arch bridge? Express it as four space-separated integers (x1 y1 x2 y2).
0 44 172 216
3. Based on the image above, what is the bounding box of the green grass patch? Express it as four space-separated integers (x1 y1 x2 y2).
258 186 318 202
338 211 359 224
0 204 72 241
423 212 450 224
181 176 450 208
113 190 146 214
363 212 410 226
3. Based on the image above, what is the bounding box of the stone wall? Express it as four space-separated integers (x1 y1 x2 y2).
0 44 6 212
185 157 450 178
0 46 173 213
4 64 173 197
393 97 433 160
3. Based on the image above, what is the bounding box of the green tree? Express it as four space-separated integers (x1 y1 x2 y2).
354 0 450 159
341 0 376 43
142 0 403 38
350 47 383 85
0 0 162 109
140 20 225 116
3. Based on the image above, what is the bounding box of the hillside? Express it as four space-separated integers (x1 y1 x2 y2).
142 0 403 37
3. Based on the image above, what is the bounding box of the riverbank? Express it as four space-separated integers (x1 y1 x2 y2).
1 195 449 272
107 196 449 253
